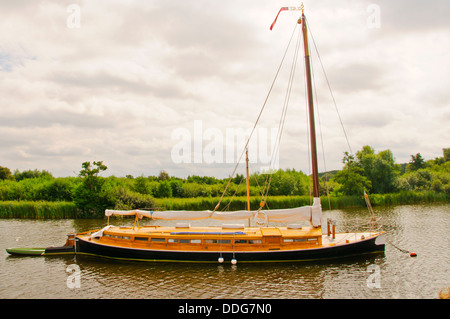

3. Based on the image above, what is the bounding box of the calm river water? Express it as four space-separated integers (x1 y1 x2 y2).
0 204 448 299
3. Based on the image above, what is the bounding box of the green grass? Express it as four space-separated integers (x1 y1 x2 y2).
154 191 448 212
0 191 446 219
0 201 78 219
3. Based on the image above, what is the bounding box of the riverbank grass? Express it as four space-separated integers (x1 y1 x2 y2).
0 201 78 219
0 191 446 219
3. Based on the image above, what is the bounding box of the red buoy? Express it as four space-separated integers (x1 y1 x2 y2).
410 252 417 257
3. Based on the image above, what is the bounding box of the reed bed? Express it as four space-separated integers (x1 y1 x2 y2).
0 191 446 219
155 195 368 211
0 201 78 219
154 191 447 212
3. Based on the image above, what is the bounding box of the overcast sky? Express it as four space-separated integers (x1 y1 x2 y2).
1 0 449 178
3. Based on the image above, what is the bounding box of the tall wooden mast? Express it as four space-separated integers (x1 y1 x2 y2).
300 10 320 198
245 148 251 211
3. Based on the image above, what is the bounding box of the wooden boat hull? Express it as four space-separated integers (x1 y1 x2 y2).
75 233 385 263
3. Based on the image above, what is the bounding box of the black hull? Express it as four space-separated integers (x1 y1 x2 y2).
44 246 75 255
76 234 385 263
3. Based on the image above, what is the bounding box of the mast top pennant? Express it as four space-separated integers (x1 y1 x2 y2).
270 3 304 31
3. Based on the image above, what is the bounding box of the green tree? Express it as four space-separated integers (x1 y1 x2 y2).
73 161 114 216
249 169 308 196
156 181 173 198
14 169 53 181
443 148 450 162
407 153 425 171
333 152 371 196
114 187 155 210
169 179 185 197
0 166 13 180
158 170 170 181
356 146 399 193
371 150 400 193
233 174 245 185
133 176 151 195
43 178 75 201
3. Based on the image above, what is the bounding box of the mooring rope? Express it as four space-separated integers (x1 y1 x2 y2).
385 237 411 254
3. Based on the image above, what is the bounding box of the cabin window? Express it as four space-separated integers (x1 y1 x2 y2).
151 238 166 243
204 239 233 244
249 240 262 244
283 239 294 243
190 239 201 244
135 237 148 241
235 239 248 244
307 238 317 241
168 239 190 243
295 238 306 242
112 235 122 239
122 236 131 240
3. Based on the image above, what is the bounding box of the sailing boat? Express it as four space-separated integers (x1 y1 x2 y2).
6 6 385 262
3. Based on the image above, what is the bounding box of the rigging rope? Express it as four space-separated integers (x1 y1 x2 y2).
248 161 270 210
385 237 411 254
214 21 300 212
305 18 353 156
260 22 303 205
220 174 245 211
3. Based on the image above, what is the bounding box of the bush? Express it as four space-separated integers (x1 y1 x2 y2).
114 187 156 210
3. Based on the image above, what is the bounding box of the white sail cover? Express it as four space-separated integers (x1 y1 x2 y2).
90 225 114 238
104 197 322 226
211 210 253 220
152 210 213 220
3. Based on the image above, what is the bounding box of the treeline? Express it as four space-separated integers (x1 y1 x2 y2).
0 146 448 217
0 163 311 217
326 146 450 196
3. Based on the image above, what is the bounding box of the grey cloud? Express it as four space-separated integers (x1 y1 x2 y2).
327 63 387 93
0 108 117 129
49 70 196 100
1 0 448 177
375 0 450 32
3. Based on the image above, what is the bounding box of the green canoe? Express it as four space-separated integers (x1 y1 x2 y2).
6 247 46 256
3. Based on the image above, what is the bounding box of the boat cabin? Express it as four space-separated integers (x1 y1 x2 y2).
84 223 322 252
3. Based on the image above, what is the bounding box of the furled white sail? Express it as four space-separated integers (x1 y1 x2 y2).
211 210 253 221
104 197 322 226
263 206 311 223
152 210 213 220
310 197 322 227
